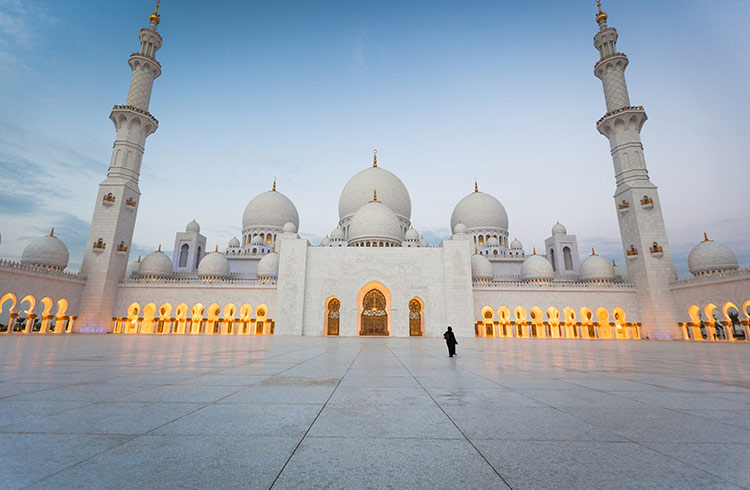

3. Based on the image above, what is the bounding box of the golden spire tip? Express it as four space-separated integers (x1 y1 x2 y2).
373 149 378 168
272 177 277 192
596 0 608 23
371 189 379 202
149 0 161 25
474 178 478 193
48 227 55 237
533 247 536 255
591 247 596 255
703 232 710 242
157 244 162 252
137 255 141 262
215 245 219 253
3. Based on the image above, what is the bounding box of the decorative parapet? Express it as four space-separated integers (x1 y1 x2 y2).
671 267 750 289
473 278 635 290
0 259 86 281
596 105 645 126
112 104 159 126
121 276 277 287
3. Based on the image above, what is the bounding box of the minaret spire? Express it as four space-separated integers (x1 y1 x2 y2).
593 8 679 339
77 4 164 331
373 149 378 168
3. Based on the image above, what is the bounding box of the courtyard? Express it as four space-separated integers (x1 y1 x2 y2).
1 336 749 489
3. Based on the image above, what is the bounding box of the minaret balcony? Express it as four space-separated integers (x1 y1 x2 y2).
112 105 159 127
626 246 639 260
129 52 161 68
649 244 663 258
125 197 137 209
640 196 654 209
102 193 116 206
116 242 129 254
92 239 107 253
617 200 630 213
594 52 627 71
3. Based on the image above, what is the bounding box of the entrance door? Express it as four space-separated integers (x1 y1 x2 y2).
360 289 388 336
409 299 422 336
327 298 340 336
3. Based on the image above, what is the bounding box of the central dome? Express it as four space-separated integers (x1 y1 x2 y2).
242 189 299 230
339 166 411 221
450 191 509 232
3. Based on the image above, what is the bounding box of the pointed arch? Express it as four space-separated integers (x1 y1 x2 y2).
206 303 221 334
126 302 141 334
222 303 236 335
480 306 495 337
157 303 172 334
179 243 189 267
238 304 253 335
514 306 528 338
140 303 157 334
563 306 577 338
596 307 611 339
189 303 205 335
255 304 268 335
325 296 340 336
357 281 392 336
529 306 545 338
722 302 743 340
687 304 703 341
497 306 512 337
612 307 629 339
54 299 69 334
705 303 725 340
579 307 594 339
408 297 424 337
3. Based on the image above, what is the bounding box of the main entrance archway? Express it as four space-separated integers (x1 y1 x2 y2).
360 289 388 336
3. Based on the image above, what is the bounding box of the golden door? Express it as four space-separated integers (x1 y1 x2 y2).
409 299 422 336
327 298 340 336
360 289 387 336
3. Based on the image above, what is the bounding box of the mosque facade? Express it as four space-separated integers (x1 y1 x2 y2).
1 4 749 341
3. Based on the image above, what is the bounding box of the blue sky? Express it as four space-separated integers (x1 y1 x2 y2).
1 0 748 277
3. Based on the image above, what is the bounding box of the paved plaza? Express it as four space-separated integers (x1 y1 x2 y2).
1 336 749 489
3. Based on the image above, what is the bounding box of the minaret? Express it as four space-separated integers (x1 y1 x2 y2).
77 3 163 332
593 2 679 339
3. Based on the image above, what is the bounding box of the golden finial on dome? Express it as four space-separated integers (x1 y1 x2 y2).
48 227 55 237
703 232 711 242
371 189 379 202
373 149 378 168
137 256 141 263
149 0 161 25
596 0 608 24
214 245 219 253
157 244 162 252
591 247 597 255
272 177 277 192
533 247 537 255
474 178 478 193
612 259 616 266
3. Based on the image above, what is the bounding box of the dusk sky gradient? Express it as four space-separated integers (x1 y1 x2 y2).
1 0 748 277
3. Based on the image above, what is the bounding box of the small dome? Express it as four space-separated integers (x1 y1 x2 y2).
139 249 173 278
486 236 499 247
453 222 468 234
471 253 494 280
321 235 331 246
552 221 567 236
612 260 628 282
450 190 509 232
339 165 411 221
257 251 279 279
283 221 297 234
186 219 200 233
228 236 240 248
419 236 429 247
242 189 299 230
21 230 69 270
250 235 264 246
579 250 615 281
330 226 345 240
197 251 230 278
521 254 554 281
510 238 523 250
688 234 739 276
405 227 419 241
348 199 403 245
125 257 141 279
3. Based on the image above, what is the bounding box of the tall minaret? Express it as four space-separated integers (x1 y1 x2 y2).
77 3 163 332
593 2 679 339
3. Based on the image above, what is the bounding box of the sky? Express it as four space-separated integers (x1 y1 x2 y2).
0 0 748 278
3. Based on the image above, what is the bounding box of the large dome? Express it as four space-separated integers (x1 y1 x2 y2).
197 252 230 278
242 189 299 230
579 251 615 282
688 235 738 276
139 250 173 278
471 253 494 280
348 199 403 244
257 252 280 279
450 190 509 232
521 254 554 281
339 166 411 221
21 230 69 270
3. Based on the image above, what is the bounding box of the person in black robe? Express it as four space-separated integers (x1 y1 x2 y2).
443 326 458 357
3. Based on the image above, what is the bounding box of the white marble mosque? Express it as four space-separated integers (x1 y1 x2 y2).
1 4 748 341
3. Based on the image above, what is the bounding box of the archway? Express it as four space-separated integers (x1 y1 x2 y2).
563 307 577 338
530 306 545 338
498 306 511 337
157 303 172 334
580 307 595 338
38 297 53 333
174 303 188 334
0 293 17 333
54 299 69 334
255 305 268 334
125 303 141 334
357 282 391 336
18 295 36 333
723 302 745 340
325 297 340 336
238 304 252 334
141 303 157 334
596 307 611 339
514 306 528 338
409 298 424 336
547 307 561 338
481 306 494 337
222 304 236 335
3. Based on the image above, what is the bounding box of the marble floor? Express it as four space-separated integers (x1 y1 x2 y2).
1 336 749 489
